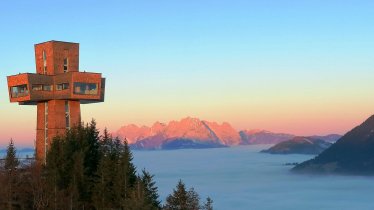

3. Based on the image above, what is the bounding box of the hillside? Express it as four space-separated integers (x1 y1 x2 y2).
293 115 374 175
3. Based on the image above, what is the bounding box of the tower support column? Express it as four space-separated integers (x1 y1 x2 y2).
36 100 81 161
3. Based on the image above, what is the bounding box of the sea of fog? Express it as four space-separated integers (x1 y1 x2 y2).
132 145 374 210
3 145 374 209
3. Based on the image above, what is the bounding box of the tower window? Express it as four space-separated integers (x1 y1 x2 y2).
43 85 53 91
66 114 70 128
74 83 98 95
65 101 70 129
65 101 69 113
56 83 69 90
63 58 68 73
43 50 46 62
32 84 43 91
32 84 52 91
43 50 47 74
10 85 29 98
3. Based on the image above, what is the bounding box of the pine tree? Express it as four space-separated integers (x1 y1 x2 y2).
81 120 101 208
127 176 146 210
83 120 100 179
4 139 19 171
164 180 204 210
141 169 161 209
93 129 117 209
28 162 49 210
45 135 64 209
202 197 213 210
128 172 160 210
187 187 200 210
45 121 101 209
116 139 137 209
3 139 20 210
164 180 189 210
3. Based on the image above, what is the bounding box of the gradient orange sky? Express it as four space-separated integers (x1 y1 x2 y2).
1 0 374 147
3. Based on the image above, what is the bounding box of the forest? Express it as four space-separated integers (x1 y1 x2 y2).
0 120 213 210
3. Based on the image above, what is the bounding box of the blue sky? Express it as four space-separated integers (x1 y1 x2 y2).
1 0 374 147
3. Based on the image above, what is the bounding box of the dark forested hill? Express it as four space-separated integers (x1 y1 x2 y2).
293 115 374 175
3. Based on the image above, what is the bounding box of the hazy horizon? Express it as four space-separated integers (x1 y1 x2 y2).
0 115 347 148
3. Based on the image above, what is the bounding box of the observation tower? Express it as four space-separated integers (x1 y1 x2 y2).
7 41 105 162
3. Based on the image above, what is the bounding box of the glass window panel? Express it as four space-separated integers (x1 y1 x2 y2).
63 83 69 89
56 83 69 90
32 84 43 91
74 82 98 95
65 114 70 128
43 85 52 91
65 101 69 113
43 50 46 62
10 85 28 98
63 58 68 72
43 50 47 74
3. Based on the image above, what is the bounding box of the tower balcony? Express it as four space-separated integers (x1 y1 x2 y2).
7 72 105 105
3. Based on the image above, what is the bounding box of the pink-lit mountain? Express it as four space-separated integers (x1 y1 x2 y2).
115 117 241 149
114 117 342 149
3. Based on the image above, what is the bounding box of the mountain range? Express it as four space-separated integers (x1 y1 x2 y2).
293 115 374 175
114 117 342 150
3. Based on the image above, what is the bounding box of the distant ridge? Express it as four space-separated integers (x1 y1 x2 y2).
115 117 341 150
0 148 34 153
239 130 295 145
261 136 332 155
309 134 342 143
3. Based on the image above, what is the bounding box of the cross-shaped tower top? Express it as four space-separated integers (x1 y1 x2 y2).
7 41 105 163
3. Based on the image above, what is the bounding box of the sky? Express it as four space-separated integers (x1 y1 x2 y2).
1 0 374 147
